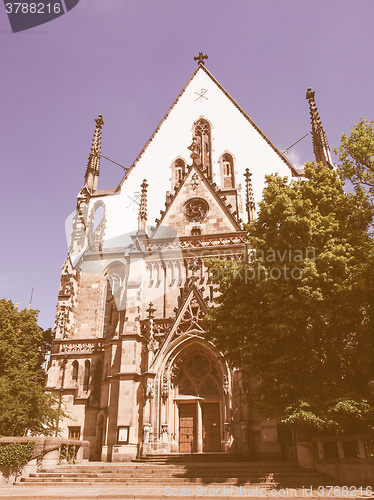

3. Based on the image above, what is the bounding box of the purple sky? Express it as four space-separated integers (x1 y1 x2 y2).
1 0 374 329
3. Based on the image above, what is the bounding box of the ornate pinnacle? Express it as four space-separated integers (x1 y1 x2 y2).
194 52 208 66
188 259 200 282
146 302 156 320
306 88 333 168
244 168 256 223
138 179 148 232
85 114 104 192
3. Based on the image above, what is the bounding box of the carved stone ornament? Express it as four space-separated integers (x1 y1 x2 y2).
184 198 209 222
144 380 154 400
60 342 103 354
161 373 169 400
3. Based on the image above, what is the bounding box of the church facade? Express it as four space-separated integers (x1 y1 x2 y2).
46 55 330 462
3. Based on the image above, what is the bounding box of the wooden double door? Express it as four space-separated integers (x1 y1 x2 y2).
179 401 221 453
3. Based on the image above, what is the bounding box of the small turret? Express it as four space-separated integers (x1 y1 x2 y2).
138 179 148 232
84 114 104 192
306 88 333 168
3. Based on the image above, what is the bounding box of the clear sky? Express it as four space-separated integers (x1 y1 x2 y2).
1 0 374 329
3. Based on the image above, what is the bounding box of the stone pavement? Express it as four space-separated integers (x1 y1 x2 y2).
0 483 373 500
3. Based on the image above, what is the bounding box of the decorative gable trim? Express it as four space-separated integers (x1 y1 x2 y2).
153 162 242 233
151 283 208 368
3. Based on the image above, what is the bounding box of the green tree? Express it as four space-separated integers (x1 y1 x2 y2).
336 118 374 416
205 163 374 434
0 299 61 436
336 118 374 204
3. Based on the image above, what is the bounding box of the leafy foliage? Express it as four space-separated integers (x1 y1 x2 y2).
205 163 374 434
59 443 77 464
335 118 374 204
0 299 62 436
0 441 34 477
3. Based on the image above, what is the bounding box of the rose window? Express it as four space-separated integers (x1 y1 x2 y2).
184 198 209 222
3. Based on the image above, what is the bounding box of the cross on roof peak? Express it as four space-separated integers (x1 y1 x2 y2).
194 52 208 65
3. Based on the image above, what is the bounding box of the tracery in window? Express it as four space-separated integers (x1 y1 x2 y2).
193 119 212 179
174 349 222 398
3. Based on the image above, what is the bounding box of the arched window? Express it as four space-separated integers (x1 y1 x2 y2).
174 349 222 398
108 273 122 296
103 262 127 338
87 201 106 251
83 360 90 392
72 360 79 384
220 153 235 189
193 119 212 179
173 159 186 188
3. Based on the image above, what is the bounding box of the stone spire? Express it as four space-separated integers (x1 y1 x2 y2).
244 169 256 223
84 114 104 192
138 179 148 232
306 88 333 168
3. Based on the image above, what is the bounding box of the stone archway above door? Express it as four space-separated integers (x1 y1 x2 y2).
174 350 222 398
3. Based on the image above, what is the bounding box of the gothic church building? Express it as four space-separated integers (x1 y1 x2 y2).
46 55 331 461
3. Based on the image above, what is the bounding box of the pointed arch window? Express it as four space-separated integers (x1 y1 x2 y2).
172 159 186 188
108 273 122 296
220 153 235 189
103 263 127 338
87 201 106 251
193 119 212 179
72 360 79 384
83 360 90 392
174 349 223 398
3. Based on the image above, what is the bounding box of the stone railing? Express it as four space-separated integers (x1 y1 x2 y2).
312 435 374 486
0 436 90 483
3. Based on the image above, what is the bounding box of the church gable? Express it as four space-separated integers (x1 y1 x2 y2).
79 59 297 245
153 163 241 238
101 60 299 244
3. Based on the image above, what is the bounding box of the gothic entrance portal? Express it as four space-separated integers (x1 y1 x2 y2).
178 401 221 453
173 346 224 453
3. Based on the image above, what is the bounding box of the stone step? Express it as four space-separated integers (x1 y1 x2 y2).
141 453 248 459
39 466 314 473
20 457 338 490
24 476 329 485
42 460 302 471
30 470 329 478
20 476 332 486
